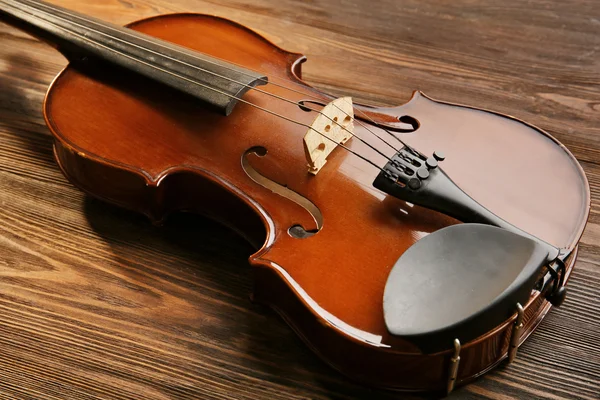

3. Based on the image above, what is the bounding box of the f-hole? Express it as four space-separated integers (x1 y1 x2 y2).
398 115 420 131
298 100 420 133
241 146 322 239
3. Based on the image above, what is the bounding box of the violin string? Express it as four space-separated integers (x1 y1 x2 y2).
13 0 408 157
1 0 390 172
20 0 407 153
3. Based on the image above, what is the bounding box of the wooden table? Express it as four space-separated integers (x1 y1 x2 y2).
0 0 598 398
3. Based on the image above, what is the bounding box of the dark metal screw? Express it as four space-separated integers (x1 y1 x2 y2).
417 168 430 180
408 178 421 190
433 150 445 162
426 157 438 169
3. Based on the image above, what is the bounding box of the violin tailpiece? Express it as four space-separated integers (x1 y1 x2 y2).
373 147 551 244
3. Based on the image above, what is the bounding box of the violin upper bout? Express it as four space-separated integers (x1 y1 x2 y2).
125 13 309 82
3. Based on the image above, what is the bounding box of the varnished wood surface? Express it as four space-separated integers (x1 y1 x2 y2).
0 0 598 399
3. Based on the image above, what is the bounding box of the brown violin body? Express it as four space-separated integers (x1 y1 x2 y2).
11 11 591 393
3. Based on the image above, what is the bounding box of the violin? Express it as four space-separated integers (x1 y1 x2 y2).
0 0 590 394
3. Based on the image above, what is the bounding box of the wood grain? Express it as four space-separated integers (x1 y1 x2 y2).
0 0 598 399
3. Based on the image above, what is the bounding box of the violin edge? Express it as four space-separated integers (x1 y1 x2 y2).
39 11 591 393
250 248 580 392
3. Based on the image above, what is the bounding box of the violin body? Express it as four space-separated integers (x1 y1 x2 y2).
37 13 590 391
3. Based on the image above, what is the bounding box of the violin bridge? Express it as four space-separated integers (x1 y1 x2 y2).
303 97 354 175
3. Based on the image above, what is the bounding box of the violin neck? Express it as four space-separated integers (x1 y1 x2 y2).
0 0 267 115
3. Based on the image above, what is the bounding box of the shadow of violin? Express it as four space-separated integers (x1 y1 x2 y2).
0 52 59 166
79 180 440 400
84 196 440 399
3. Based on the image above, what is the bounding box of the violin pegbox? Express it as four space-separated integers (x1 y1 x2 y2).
303 97 354 175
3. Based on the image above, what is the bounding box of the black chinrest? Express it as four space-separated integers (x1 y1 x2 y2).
383 223 558 353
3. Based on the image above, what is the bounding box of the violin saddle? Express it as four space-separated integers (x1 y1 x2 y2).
383 224 556 353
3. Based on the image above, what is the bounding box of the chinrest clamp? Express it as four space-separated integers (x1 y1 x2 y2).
446 338 461 394
508 303 525 363
543 257 568 307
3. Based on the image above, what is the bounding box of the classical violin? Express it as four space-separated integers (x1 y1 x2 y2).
0 0 590 393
